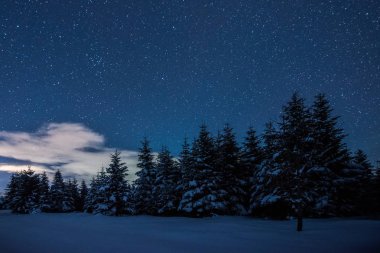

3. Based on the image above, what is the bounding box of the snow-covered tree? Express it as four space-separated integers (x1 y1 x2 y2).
0 195 5 210
134 138 157 214
154 146 181 215
353 149 372 175
217 124 244 214
90 168 109 214
4 174 18 209
63 178 79 212
251 93 314 230
78 179 88 212
38 171 51 212
309 93 350 216
339 150 373 215
84 177 97 213
278 92 314 230
178 138 193 197
240 127 263 214
5 167 40 214
105 150 131 215
373 167 380 213
50 170 65 212
249 122 286 218
178 124 225 217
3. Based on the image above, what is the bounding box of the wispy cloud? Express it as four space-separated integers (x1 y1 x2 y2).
0 123 139 189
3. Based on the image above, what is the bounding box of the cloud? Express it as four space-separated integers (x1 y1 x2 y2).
0 123 139 190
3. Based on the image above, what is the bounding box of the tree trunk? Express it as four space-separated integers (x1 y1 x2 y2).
297 209 303 232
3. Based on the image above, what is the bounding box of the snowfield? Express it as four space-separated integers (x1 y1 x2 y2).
0 211 379 253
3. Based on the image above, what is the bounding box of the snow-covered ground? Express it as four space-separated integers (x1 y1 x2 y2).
0 211 379 253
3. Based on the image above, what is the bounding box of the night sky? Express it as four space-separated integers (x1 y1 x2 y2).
0 0 379 189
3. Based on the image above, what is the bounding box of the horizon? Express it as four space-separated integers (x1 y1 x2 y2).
1 0 379 191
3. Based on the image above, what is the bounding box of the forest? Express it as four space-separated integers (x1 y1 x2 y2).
2 93 379 228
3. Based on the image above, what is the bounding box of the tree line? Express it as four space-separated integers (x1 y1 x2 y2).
2 93 379 225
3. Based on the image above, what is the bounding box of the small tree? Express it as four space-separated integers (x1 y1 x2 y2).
134 138 157 214
217 124 243 214
92 168 109 214
154 146 181 215
5 167 40 214
106 150 131 215
50 170 65 212
78 180 88 212
39 172 51 212
178 138 192 195
309 93 350 216
63 178 79 212
241 127 263 214
178 124 225 217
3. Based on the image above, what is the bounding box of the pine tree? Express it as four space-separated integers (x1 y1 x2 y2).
251 93 314 230
351 149 373 214
0 195 5 210
241 127 263 214
154 146 181 215
72 178 81 211
92 168 109 214
250 122 287 218
178 124 225 217
134 138 157 214
218 124 243 214
373 166 380 213
353 149 372 173
178 138 193 197
310 94 349 169
84 177 97 213
50 170 65 212
309 93 350 216
38 172 51 212
78 180 88 212
5 168 40 214
63 179 75 212
4 174 18 209
278 92 314 230
105 150 131 215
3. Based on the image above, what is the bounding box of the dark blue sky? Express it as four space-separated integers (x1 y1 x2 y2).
0 0 379 164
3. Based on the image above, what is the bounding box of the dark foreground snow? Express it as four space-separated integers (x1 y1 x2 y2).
0 211 379 253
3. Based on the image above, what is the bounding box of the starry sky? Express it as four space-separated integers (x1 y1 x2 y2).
0 0 379 189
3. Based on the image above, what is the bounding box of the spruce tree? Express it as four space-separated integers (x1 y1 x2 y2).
4 174 18 209
154 146 181 215
178 124 225 217
105 150 131 215
309 93 350 216
178 138 193 197
78 179 88 212
373 166 380 213
6 168 40 214
250 121 286 218
351 149 373 214
50 170 65 212
63 179 74 212
84 177 97 213
218 124 243 214
310 93 349 169
241 127 263 214
278 92 313 230
38 172 51 212
0 195 5 210
92 168 109 214
134 138 157 214
71 178 81 211
353 149 372 173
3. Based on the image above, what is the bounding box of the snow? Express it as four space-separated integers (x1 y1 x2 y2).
261 194 280 205
0 211 379 253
